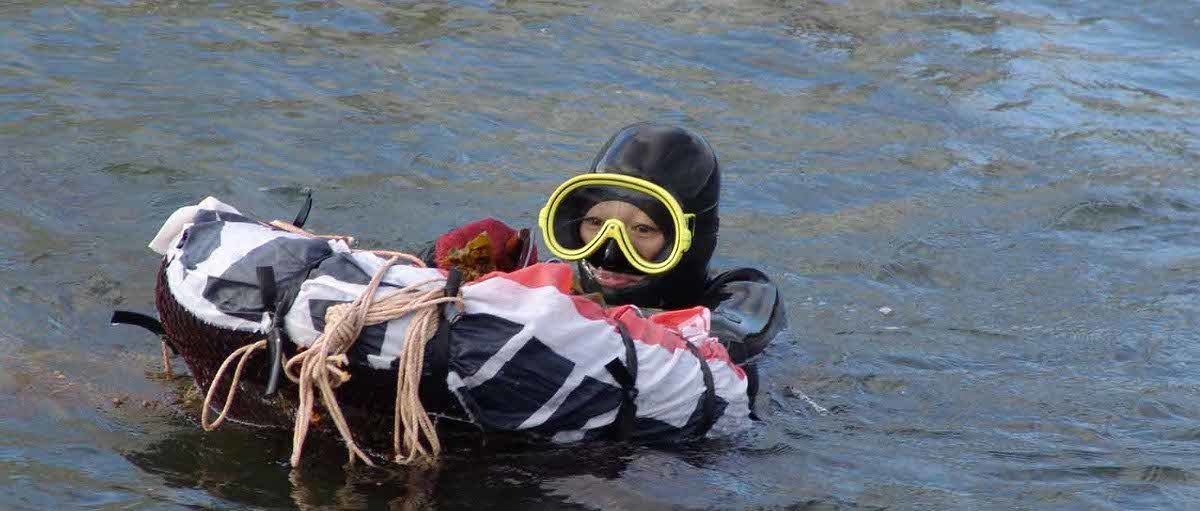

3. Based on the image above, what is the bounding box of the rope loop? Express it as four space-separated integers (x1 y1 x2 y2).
201 239 462 467
201 339 268 431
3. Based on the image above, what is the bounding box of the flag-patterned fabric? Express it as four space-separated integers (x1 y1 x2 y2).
152 197 750 442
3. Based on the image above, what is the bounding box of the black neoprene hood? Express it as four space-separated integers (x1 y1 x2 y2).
577 122 721 309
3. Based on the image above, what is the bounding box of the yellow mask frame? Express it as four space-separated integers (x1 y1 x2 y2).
538 173 695 275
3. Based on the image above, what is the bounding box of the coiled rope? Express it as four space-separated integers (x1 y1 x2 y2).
200 223 461 466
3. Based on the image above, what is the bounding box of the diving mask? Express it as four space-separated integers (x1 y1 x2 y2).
538 173 695 275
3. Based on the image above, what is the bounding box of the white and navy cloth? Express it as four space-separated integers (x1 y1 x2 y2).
151 197 751 442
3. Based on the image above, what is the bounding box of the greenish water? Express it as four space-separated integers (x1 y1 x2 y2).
2 1 1198 509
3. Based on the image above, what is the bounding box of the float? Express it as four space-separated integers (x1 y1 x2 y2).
115 196 751 466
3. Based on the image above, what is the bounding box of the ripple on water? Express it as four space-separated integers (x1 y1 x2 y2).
994 464 1194 484
3 0 1200 508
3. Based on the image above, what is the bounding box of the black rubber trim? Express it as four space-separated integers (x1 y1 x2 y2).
110 310 177 354
110 310 165 337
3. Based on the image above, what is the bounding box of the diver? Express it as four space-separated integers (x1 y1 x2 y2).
428 122 786 409
129 122 780 457
538 122 785 364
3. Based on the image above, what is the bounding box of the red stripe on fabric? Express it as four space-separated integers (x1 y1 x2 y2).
475 262 574 294
568 294 609 322
696 340 746 379
471 262 608 321
608 305 743 377
607 305 687 352
468 262 743 377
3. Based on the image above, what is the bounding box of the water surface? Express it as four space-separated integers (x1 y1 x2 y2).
2 0 1198 509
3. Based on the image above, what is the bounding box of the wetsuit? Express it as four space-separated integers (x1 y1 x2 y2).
570 123 788 407
427 123 787 408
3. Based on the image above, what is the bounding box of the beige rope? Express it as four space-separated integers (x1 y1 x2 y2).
268 220 357 248
201 339 267 431
284 257 396 467
200 222 458 466
281 257 461 466
368 250 427 267
267 220 428 268
391 288 445 464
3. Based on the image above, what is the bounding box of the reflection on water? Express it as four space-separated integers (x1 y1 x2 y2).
124 411 665 510
1 0 1198 508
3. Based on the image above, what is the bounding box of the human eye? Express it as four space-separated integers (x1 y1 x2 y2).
632 224 659 236
581 217 603 227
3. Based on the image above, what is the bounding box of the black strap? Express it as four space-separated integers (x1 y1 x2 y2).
515 228 535 268
683 342 718 438
418 310 454 413
110 310 165 337
275 253 333 326
437 269 463 385
110 310 177 354
604 322 639 441
743 362 761 421
256 266 285 397
419 268 461 412
257 266 278 313
442 268 463 322
291 189 313 228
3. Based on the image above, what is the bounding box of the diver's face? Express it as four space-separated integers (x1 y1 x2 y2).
579 201 665 261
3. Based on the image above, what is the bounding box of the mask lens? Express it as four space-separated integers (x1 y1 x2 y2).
549 184 678 265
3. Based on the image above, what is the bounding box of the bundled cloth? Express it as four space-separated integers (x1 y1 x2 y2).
150 197 751 462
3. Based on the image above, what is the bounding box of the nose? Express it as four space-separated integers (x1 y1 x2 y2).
595 238 635 272
598 238 621 267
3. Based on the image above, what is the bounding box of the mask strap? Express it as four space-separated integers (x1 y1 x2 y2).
692 202 717 216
